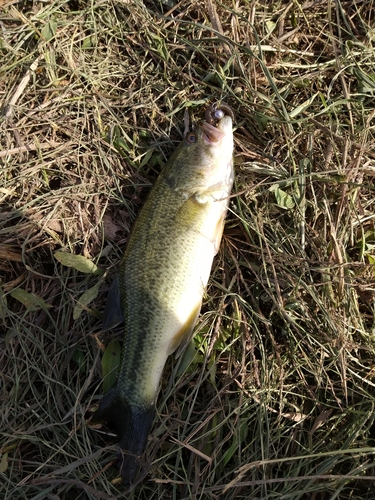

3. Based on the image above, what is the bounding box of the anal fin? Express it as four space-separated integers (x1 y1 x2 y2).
169 300 202 358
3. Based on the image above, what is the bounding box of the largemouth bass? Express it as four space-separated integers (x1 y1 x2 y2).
92 104 234 484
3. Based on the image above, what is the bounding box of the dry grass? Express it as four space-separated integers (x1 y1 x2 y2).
2 0 375 498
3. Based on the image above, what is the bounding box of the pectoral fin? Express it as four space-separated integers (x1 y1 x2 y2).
102 275 124 331
213 215 225 255
168 300 202 358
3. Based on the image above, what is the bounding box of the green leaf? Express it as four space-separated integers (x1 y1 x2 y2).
149 33 169 61
208 355 216 385
72 347 86 373
54 251 102 275
269 184 295 210
291 10 298 28
0 452 8 473
101 340 121 393
289 93 318 119
73 282 101 320
265 20 276 34
82 35 97 49
41 20 57 42
222 418 249 467
0 281 7 319
177 339 199 375
140 148 155 168
10 288 52 311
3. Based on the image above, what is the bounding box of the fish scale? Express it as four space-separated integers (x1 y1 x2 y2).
92 109 234 484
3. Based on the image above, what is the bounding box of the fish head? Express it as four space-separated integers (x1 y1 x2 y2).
165 113 234 197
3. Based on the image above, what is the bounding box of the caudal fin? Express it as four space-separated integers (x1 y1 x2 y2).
92 389 155 485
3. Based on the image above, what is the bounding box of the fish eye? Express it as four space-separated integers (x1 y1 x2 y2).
186 133 196 144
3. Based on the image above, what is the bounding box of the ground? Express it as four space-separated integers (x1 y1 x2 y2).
1 1 375 499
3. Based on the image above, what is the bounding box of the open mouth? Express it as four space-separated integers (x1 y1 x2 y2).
200 121 225 144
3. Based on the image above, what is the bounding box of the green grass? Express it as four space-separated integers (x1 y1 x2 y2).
2 0 375 498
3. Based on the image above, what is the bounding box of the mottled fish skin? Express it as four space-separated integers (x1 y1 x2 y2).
92 111 234 484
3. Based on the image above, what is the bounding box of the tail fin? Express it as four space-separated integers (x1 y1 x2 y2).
92 389 155 485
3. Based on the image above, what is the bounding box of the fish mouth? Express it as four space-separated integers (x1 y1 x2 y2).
200 121 225 144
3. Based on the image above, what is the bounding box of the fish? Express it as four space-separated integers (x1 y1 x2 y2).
92 104 234 485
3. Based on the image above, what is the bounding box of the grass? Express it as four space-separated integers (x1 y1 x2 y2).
1 0 375 498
